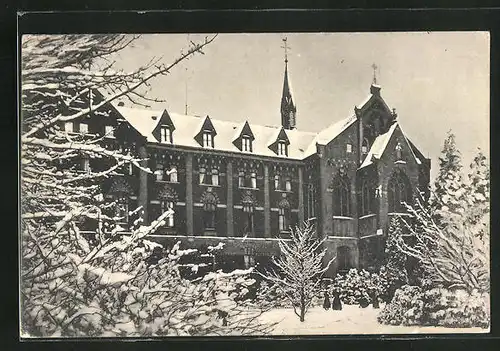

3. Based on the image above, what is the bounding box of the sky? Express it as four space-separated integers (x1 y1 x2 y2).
112 32 490 180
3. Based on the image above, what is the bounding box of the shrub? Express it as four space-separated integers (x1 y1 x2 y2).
378 285 490 328
331 268 388 305
254 280 288 309
377 285 424 325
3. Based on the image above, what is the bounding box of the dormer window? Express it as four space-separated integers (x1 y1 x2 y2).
346 143 352 153
160 126 172 144
277 141 287 156
203 131 214 148
242 136 252 152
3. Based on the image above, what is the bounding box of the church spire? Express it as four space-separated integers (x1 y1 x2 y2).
280 37 297 130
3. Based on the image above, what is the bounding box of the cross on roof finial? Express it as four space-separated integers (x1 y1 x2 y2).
371 63 378 85
281 37 290 64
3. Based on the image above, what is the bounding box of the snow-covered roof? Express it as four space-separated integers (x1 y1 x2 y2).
111 84 424 163
302 114 357 157
359 122 398 169
114 104 316 160
359 122 422 169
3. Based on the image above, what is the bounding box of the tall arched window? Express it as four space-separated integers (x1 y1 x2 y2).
161 200 175 227
278 199 291 232
337 246 352 272
388 171 412 213
307 183 315 219
360 179 374 216
203 193 217 230
333 173 351 217
243 203 254 234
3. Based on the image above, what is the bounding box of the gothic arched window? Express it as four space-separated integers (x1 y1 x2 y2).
243 203 254 234
278 199 291 232
388 171 412 213
360 179 375 216
337 246 352 272
307 183 315 219
202 193 217 230
333 173 351 217
161 200 175 227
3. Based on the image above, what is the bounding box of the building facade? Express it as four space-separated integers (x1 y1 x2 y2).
66 60 430 276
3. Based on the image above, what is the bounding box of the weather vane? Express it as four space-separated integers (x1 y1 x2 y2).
281 37 291 63
371 63 378 85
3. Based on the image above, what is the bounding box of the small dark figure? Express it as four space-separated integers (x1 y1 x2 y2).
371 290 380 309
217 309 229 326
322 291 331 310
332 290 342 311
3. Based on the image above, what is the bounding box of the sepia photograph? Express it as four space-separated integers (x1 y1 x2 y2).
19 32 490 337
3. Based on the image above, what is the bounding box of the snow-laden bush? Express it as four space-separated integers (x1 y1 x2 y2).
394 134 489 294
331 268 388 305
21 217 272 337
377 285 490 328
254 280 289 309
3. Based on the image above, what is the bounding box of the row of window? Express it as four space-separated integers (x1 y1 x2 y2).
155 165 178 182
154 165 294 192
114 197 292 233
159 126 289 156
344 139 371 155
114 175 409 232
332 172 411 217
64 121 115 137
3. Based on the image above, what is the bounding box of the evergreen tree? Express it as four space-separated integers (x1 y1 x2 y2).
383 217 409 299
392 143 489 294
432 131 467 216
466 149 490 228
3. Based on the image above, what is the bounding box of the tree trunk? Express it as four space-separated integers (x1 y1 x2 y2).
300 288 305 322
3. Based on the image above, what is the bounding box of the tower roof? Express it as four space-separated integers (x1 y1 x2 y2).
281 60 297 129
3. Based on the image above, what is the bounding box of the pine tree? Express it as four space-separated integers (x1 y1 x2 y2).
383 217 409 299
466 149 490 228
392 143 489 294
432 131 467 217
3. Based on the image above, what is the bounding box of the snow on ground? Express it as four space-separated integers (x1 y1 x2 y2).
258 305 488 335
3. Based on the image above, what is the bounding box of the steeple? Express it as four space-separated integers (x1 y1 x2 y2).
280 37 297 130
